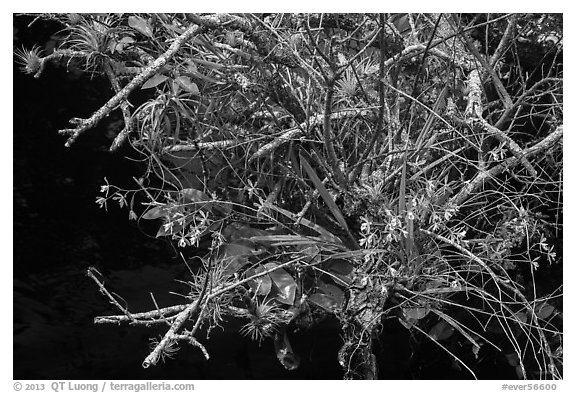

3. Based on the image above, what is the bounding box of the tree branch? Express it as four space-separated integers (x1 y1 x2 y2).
448 124 562 209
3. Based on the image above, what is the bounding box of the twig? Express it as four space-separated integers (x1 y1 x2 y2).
489 14 519 68
322 84 348 186
91 253 308 368
163 139 245 153
103 61 133 152
473 118 538 178
142 300 201 367
86 267 133 320
447 124 562 209
495 77 562 129
421 229 558 378
348 14 387 184
464 68 538 178
173 331 210 359
250 108 376 161
457 19 513 110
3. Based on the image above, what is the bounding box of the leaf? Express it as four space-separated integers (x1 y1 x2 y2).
274 329 300 370
259 202 344 246
119 36 136 44
308 293 341 312
535 301 555 319
249 235 323 247
220 242 258 277
424 279 444 290
403 307 429 320
505 351 520 367
221 223 270 242
399 154 416 259
429 319 455 341
309 281 345 312
184 60 197 73
472 343 481 359
128 15 154 38
299 153 351 234
190 57 225 70
155 220 184 237
515 310 528 324
486 317 505 334
174 76 200 95
142 205 168 220
220 242 264 261
324 259 354 285
399 318 414 330
142 74 169 89
176 188 217 212
391 13 411 36
107 39 117 54
115 36 135 53
188 70 225 85
318 281 344 299
265 262 296 305
431 309 480 351
245 265 272 296
179 188 210 203
301 245 320 264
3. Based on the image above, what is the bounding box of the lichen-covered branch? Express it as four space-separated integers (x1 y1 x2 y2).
250 108 376 161
448 124 562 209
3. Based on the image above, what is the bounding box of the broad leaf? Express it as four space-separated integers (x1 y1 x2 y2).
265 262 296 305
403 307 429 320
115 36 135 52
309 281 345 312
399 318 414 329
174 76 200 95
515 310 528 324
317 281 345 303
308 293 341 312
220 242 260 258
430 309 480 351
179 188 210 203
505 351 520 367
142 74 169 89
535 301 556 319
324 259 354 285
429 319 455 341
245 265 272 296
274 329 300 370
184 60 197 73
220 242 258 277
142 205 168 220
128 15 154 38
301 245 320 264
155 220 184 237
221 223 272 242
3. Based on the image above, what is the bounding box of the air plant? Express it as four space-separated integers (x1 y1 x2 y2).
64 14 118 72
240 298 283 343
336 68 358 98
149 336 179 363
14 45 43 75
